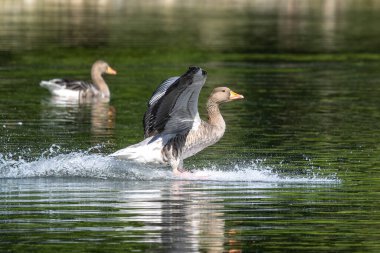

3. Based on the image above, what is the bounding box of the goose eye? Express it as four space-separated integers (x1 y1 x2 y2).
222 89 226 92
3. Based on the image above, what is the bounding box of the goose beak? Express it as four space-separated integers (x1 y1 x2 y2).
106 66 117 75
229 90 244 100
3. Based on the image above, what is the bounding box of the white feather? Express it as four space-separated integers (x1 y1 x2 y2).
51 89 80 98
109 134 174 165
40 80 81 99
191 112 201 131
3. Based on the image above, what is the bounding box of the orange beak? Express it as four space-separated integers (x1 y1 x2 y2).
229 90 244 100
106 66 117 75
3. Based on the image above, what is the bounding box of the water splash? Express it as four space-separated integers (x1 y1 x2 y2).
0 145 339 183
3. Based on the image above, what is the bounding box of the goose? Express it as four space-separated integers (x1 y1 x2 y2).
110 66 244 175
40 60 117 100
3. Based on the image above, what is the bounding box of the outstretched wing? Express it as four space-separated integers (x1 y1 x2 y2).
143 67 207 138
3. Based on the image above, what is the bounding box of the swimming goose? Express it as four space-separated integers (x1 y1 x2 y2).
40 60 117 100
110 66 244 174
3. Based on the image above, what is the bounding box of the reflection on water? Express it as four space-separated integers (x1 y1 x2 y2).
40 96 115 139
90 100 116 136
160 181 225 252
119 181 226 252
0 179 228 252
0 178 342 252
2 0 380 53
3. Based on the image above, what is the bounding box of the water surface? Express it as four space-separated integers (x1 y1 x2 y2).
1 0 380 252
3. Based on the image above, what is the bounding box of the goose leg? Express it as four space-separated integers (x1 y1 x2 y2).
171 159 193 177
171 160 210 179
171 159 186 174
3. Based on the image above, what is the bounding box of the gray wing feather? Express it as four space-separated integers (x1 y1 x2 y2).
148 77 179 106
143 67 206 138
163 85 202 134
43 78 93 91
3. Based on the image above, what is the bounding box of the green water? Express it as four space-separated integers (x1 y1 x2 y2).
1 0 380 252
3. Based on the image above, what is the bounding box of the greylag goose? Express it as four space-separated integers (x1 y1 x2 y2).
110 66 244 174
40 60 117 100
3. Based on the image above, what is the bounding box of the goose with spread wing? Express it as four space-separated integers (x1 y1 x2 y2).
110 66 244 174
40 60 117 100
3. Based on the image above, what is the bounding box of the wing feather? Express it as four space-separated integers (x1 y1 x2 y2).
62 80 93 90
143 67 206 138
45 79 93 91
148 77 179 106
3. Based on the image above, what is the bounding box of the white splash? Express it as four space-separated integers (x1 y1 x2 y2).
178 167 338 183
0 146 339 183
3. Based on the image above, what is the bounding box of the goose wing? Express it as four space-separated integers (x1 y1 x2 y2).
40 78 93 91
58 79 93 90
143 67 207 138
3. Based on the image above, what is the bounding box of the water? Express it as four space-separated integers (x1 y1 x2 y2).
1 0 380 252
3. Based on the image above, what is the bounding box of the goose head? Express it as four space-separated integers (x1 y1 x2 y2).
92 60 117 75
209 87 244 104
